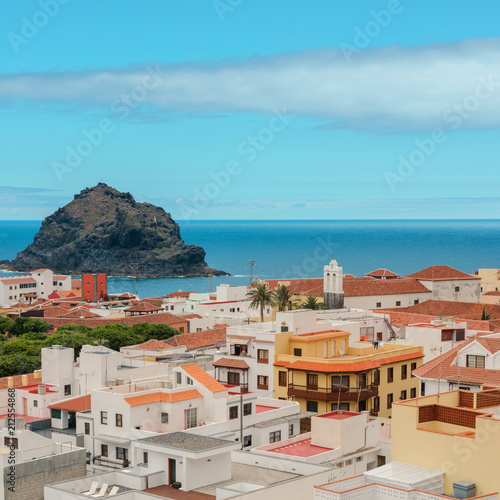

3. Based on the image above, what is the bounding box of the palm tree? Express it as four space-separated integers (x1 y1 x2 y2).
272 285 297 312
300 295 326 310
247 284 274 322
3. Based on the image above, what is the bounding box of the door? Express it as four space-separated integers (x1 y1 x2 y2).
168 458 176 485
23 398 27 415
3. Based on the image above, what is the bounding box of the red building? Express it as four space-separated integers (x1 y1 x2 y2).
82 274 107 302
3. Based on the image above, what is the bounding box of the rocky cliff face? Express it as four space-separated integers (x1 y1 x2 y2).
12 183 227 277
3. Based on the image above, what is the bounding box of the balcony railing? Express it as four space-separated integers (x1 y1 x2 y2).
288 383 378 402
93 456 130 469
219 381 249 393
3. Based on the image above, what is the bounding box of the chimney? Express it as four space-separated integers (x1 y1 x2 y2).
21 375 28 386
7 377 13 389
38 384 46 395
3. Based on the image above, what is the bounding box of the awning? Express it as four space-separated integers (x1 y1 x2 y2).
227 337 251 345
93 434 131 445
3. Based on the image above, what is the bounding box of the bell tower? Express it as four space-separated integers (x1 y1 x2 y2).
324 256 344 309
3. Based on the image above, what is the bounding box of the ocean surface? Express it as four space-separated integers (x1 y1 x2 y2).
1 220 499 298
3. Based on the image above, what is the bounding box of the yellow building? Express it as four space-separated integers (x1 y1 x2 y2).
273 327 423 417
476 268 500 293
392 388 500 496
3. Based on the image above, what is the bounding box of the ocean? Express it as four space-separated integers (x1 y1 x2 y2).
1 219 499 298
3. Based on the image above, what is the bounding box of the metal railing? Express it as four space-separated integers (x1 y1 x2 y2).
288 383 379 402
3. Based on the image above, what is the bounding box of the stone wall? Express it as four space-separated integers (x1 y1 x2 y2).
3 448 86 500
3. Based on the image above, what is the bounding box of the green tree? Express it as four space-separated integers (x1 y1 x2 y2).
300 295 326 310
272 285 297 312
131 323 180 341
0 317 13 335
9 317 49 336
247 284 275 322
481 308 491 321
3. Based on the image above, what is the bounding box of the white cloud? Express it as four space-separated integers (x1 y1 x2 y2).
2 38 500 131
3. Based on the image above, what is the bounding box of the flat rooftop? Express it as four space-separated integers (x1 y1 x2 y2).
318 410 360 420
267 437 332 457
193 462 300 496
138 432 234 452
255 404 279 414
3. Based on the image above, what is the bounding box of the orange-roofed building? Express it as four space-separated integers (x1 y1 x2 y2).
86 363 305 466
271 310 423 418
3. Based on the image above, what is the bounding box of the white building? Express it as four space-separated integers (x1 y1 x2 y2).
314 462 497 500
253 410 391 473
413 333 500 396
406 265 481 303
0 268 72 307
76 363 306 468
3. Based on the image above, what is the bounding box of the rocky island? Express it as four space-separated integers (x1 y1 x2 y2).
9 183 228 277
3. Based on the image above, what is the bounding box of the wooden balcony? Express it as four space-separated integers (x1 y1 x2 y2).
288 383 378 402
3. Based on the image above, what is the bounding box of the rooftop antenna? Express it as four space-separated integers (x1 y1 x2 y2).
249 260 256 286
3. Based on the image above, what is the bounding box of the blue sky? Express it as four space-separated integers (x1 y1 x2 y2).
1 0 500 220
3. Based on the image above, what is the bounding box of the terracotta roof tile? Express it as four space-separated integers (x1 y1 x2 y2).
213 358 249 369
164 291 194 299
125 389 202 407
406 265 479 281
61 307 101 319
181 364 227 392
125 302 163 313
49 394 91 412
365 269 400 278
0 277 37 285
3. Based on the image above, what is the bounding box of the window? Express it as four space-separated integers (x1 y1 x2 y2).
456 330 465 341
143 452 148 464
187 377 193 385
243 435 252 447
373 396 380 412
101 444 108 457
229 406 239 420
51 409 61 419
307 373 318 389
64 384 71 396
387 393 393 409
410 388 417 399
33 400 38 407
269 430 281 443
278 371 287 387
228 372 240 385
441 330 453 341
161 412 169 424
401 364 407 380
400 390 407 401
116 447 128 461
358 373 367 388
307 400 318 412
455 286 460 292
176 372 182 384
230 344 248 356
396 301 401 307
229 308 235 312
421 382 426 396
170 305 174 310
467 355 485 369
243 403 252 416
377 332 383 341
376 302 382 308
374 369 380 385
331 402 350 411
411 362 417 377
101 411 108 425
387 367 394 383
257 349 269 364
116 414 123 427
414 299 419 305
281 326 289 332
332 375 349 388
289 424 294 437
360 326 374 340
345 459 353 466
185 408 198 429
294 348 302 357
4 437 18 449
356 456 363 462
85 422 90 435
257 375 269 390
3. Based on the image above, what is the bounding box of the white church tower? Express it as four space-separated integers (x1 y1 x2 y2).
324 256 344 309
